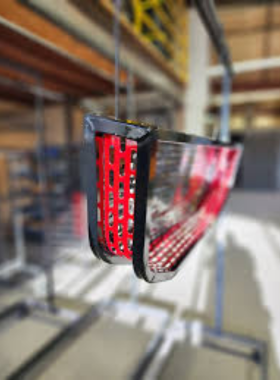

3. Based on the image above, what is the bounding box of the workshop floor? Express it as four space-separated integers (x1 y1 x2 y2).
0 191 280 379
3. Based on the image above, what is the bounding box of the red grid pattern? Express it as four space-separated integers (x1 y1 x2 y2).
95 134 137 259
148 146 240 273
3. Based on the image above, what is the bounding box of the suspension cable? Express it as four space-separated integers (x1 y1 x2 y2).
114 0 122 119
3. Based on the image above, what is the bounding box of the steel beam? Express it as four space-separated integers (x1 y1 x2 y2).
208 56 280 78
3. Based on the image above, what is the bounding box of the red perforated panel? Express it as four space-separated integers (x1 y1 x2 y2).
147 145 240 274
95 134 137 259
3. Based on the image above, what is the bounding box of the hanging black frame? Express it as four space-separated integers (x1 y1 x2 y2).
84 115 241 282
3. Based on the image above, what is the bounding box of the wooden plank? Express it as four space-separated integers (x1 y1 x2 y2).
226 32 265 63
0 100 30 114
218 5 267 33
0 154 9 198
211 31 280 64
0 0 126 84
0 22 114 98
270 30 280 57
43 105 67 146
0 63 95 99
0 84 35 104
272 3 280 25
0 130 37 149
212 4 280 67
218 4 280 34
212 71 280 93
26 0 184 100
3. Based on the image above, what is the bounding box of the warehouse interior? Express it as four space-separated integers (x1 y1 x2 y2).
0 1 280 379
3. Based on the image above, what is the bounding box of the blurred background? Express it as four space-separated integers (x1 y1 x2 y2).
0 1 280 379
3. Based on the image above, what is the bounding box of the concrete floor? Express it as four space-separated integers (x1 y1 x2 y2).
0 318 60 379
0 191 280 379
36 318 152 380
159 343 259 380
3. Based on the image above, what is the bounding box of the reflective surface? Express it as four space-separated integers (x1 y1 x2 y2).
146 141 241 276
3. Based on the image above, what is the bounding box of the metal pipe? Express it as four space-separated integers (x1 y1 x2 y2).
34 78 56 313
126 69 136 120
219 71 232 143
214 213 226 334
192 0 233 77
13 211 26 267
208 56 280 78
211 88 280 107
114 0 122 119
